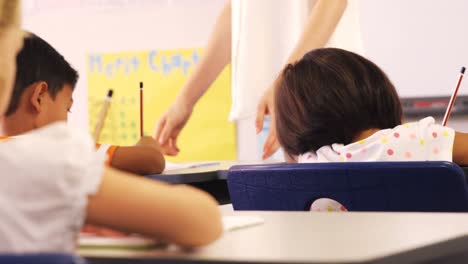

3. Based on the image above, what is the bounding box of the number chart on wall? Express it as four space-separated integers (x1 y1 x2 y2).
88 48 236 162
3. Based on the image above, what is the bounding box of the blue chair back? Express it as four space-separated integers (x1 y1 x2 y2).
227 161 468 212
0 253 86 264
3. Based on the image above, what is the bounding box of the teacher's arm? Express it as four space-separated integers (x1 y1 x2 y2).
153 1 231 156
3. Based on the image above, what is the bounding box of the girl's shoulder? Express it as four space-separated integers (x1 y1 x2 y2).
395 117 454 139
396 116 436 130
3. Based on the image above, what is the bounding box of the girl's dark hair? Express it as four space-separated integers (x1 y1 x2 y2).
275 48 402 156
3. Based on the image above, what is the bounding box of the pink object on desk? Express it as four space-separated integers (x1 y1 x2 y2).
310 198 348 212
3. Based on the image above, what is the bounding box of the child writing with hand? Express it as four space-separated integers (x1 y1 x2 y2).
1 32 165 175
0 3 222 252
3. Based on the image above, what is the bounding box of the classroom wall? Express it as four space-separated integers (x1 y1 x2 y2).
359 0 468 98
22 0 226 131
360 0 468 132
21 0 468 161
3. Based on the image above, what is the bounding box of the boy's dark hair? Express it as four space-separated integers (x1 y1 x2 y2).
6 33 78 116
275 48 402 156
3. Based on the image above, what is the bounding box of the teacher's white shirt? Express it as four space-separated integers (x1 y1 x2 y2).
231 0 364 120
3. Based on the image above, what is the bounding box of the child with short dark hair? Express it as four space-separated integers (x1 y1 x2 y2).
275 48 468 166
0 26 222 250
1 33 165 175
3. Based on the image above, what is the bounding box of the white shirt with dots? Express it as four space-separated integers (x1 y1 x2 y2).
298 117 455 163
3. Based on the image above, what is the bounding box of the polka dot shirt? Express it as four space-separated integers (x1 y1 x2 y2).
298 117 455 163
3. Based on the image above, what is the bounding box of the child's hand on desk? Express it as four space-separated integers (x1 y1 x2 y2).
111 136 165 175
136 136 161 150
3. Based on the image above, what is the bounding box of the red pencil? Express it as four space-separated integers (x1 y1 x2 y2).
442 67 465 126
140 81 144 137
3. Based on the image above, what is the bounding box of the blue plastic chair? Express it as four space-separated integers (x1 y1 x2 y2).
0 253 87 264
227 161 468 212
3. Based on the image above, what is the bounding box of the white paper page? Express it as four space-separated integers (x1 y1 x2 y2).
223 216 264 231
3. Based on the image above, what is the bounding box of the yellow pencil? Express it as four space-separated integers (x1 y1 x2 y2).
93 89 113 142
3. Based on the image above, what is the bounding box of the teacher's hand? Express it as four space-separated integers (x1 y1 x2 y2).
256 86 280 160
154 98 193 156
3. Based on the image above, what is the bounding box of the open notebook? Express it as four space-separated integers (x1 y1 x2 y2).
78 216 264 249
78 233 161 250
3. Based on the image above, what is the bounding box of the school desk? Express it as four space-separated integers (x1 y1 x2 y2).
148 162 233 183
79 211 468 264
150 162 468 184
146 162 230 204
147 161 274 204
147 162 468 205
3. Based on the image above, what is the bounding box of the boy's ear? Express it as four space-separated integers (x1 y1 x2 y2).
30 81 48 112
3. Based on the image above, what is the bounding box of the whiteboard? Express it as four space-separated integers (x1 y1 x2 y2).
359 0 468 98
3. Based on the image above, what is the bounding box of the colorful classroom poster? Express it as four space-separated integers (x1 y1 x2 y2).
87 48 236 162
